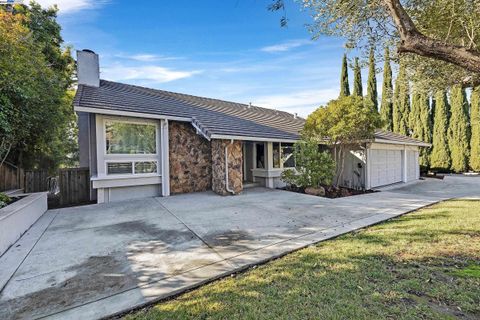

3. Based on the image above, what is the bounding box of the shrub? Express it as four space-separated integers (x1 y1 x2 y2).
0 193 10 209
281 139 336 188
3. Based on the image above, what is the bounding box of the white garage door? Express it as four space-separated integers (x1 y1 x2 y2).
407 150 419 181
370 149 403 188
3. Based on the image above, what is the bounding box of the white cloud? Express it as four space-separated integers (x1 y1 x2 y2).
260 39 312 53
253 88 338 117
117 54 183 62
34 0 106 14
101 64 202 83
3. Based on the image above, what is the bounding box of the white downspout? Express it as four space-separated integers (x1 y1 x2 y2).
225 139 235 194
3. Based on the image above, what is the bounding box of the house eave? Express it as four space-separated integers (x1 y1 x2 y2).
209 134 298 143
74 106 192 122
373 138 431 147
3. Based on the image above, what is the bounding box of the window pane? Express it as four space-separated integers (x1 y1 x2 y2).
105 121 156 154
281 143 295 168
135 161 157 174
107 162 132 175
273 142 280 168
256 143 265 168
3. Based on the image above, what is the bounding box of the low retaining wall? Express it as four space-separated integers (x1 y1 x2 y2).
0 192 48 256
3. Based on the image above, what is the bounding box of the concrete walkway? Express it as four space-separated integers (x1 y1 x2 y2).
0 175 479 319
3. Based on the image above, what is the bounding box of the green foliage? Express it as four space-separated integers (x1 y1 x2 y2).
352 57 362 97
430 90 451 170
304 95 382 185
448 85 470 172
339 53 350 97
392 62 410 135
0 3 76 169
300 0 480 88
0 192 10 209
280 139 335 188
469 86 480 171
380 47 393 131
366 48 378 112
409 91 432 168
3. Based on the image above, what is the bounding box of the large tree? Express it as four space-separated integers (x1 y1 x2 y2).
448 85 470 172
304 95 382 186
380 47 393 131
366 48 378 112
352 57 363 97
0 3 76 169
430 90 451 171
272 0 480 87
340 53 350 97
392 62 410 135
469 86 480 171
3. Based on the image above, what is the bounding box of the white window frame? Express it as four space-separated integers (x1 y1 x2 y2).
96 115 161 178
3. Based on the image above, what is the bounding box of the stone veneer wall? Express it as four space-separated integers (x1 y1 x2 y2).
169 121 212 194
211 140 243 195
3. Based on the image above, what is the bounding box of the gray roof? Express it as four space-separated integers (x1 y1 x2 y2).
374 130 431 147
74 79 429 146
74 80 304 141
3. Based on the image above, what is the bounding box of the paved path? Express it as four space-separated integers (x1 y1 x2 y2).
0 175 479 319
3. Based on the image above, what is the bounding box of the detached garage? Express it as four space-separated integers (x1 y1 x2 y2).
365 131 429 189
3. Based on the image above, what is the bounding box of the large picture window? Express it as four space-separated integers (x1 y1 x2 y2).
103 118 159 176
105 121 156 154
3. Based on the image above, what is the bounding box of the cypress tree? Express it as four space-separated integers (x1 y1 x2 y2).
392 62 409 135
380 47 393 131
340 53 350 97
353 57 363 97
366 48 378 112
448 85 470 172
430 90 451 171
410 91 432 168
470 86 480 171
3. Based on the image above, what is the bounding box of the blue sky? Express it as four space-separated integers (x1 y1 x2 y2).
36 0 356 117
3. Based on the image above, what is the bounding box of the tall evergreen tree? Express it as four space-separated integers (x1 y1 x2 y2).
392 62 409 135
366 48 378 112
353 57 363 97
410 90 432 167
448 85 470 172
340 53 350 97
380 47 393 131
470 86 480 171
430 90 451 170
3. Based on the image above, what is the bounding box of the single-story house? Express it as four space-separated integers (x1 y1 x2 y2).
74 50 430 203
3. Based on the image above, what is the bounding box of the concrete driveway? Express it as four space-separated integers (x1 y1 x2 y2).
0 175 479 319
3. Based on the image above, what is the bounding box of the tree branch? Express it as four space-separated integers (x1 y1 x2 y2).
384 0 480 74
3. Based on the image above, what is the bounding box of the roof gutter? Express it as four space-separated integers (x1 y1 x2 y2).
210 134 298 143
73 106 192 122
373 138 431 147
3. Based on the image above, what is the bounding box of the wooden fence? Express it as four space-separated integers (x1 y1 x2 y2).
1 164 90 208
25 170 50 193
0 162 24 192
58 167 90 207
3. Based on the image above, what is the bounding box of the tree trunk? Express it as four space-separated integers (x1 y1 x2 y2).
384 0 480 74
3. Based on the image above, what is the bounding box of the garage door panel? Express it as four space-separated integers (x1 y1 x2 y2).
370 149 403 188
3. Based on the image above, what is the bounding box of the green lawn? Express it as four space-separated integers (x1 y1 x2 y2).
125 200 480 320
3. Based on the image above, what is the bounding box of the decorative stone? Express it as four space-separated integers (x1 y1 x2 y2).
305 186 326 197
169 121 212 194
211 139 243 195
